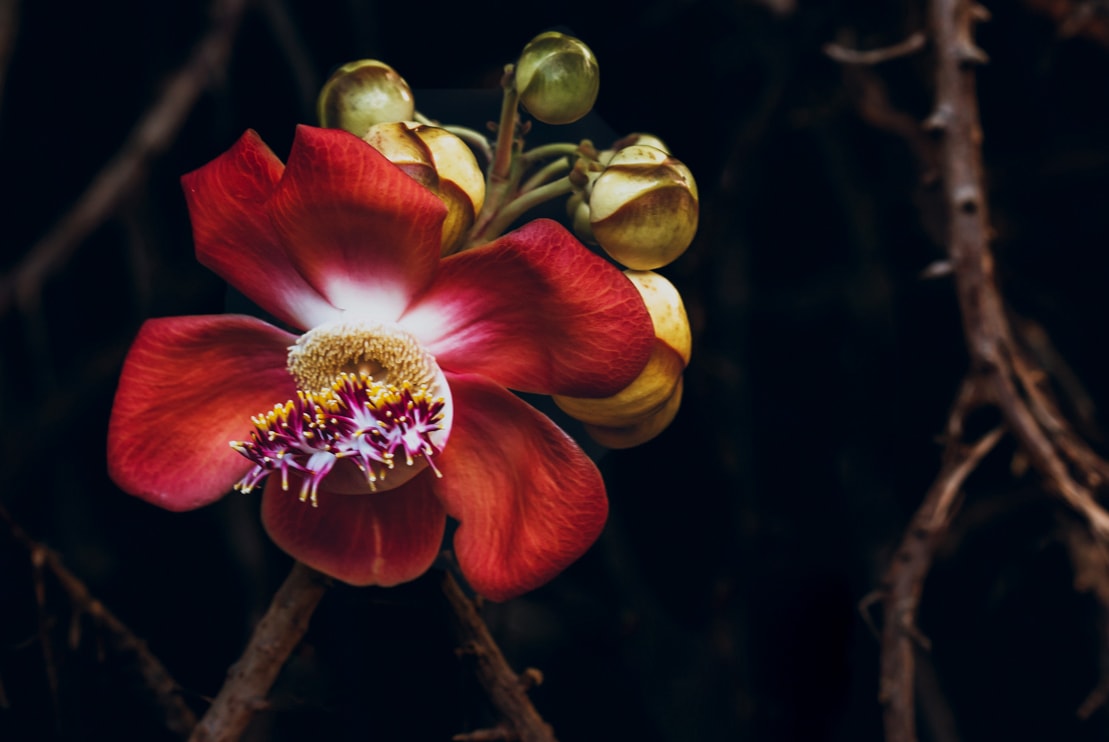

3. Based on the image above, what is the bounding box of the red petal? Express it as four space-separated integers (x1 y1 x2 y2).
182 130 338 330
400 219 654 397
262 473 446 587
433 373 609 601
268 125 447 320
107 315 298 511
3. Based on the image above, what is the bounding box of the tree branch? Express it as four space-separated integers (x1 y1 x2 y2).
0 0 250 318
0 0 18 122
929 0 1109 535
442 572 557 742
879 396 1002 742
0 505 198 738
188 561 331 742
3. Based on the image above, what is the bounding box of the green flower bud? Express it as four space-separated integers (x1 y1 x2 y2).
318 60 415 137
363 122 485 255
514 32 600 125
589 145 698 270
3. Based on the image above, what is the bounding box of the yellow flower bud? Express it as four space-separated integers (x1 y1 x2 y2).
589 145 699 271
553 270 690 438
318 60 416 137
554 338 684 427
363 122 486 255
514 32 600 125
599 133 671 164
624 270 691 365
583 377 683 449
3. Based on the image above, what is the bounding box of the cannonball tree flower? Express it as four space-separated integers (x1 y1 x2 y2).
107 125 654 601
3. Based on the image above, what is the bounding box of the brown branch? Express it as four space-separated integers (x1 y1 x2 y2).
0 0 250 318
1024 0 1109 47
258 0 319 118
188 561 331 742
453 725 517 741
929 0 1109 532
1057 515 1109 719
0 0 18 121
442 572 557 742
880 407 1003 742
874 2 1109 740
0 505 198 738
823 32 928 65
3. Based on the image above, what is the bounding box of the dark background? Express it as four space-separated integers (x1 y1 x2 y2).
4 0 1109 739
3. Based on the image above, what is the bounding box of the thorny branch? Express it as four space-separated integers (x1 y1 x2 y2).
834 1 1109 740
0 0 250 319
0 505 198 738
928 0 1109 531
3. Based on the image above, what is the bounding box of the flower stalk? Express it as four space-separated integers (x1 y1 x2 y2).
474 176 576 245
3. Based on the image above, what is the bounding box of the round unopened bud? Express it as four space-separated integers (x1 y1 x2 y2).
318 60 415 137
363 122 485 255
514 32 600 125
590 145 699 270
552 271 690 436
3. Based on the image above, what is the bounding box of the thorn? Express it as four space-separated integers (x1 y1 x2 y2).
957 42 990 66
923 106 953 133
920 260 953 279
519 667 544 690
858 590 884 640
899 613 933 651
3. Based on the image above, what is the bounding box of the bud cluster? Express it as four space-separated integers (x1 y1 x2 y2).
314 31 698 447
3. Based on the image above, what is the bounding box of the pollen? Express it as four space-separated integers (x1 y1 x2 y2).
287 319 436 393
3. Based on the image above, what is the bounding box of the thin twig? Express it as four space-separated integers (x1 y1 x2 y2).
880 415 1004 742
188 561 331 742
1057 515 1109 719
0 505 198 738
823 32 927 65
0 0 250 318
442 572 557 742
258 0 318 118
